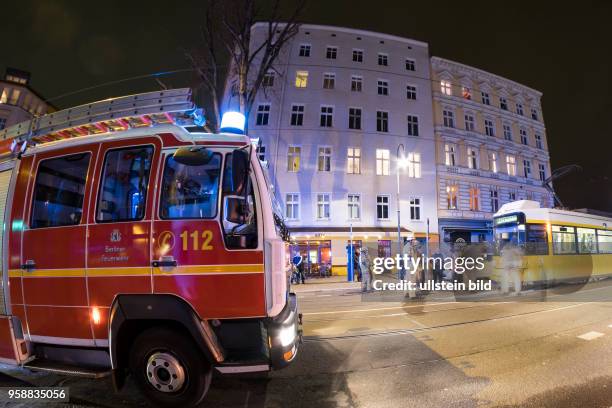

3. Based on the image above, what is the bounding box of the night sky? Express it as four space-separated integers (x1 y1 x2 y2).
2 0 610 211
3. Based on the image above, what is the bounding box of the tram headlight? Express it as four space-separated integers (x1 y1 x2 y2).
279 324 297 347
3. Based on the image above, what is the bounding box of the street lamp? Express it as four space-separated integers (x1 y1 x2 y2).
396 144 408 280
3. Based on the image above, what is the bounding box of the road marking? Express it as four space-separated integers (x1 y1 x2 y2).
577 331 605 341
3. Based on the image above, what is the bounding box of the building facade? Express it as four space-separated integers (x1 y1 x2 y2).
228 24 439 276
431 57 553 244
0 68 53 130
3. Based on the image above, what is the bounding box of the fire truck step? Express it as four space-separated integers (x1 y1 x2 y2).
23 359 111 379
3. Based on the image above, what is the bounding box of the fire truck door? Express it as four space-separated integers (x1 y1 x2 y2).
21 147 97 345
152 150 266 319
86 139 160 345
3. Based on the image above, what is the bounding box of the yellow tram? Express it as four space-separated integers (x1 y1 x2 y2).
490 200 612 286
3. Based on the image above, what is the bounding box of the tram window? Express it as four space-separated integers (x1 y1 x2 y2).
96 146 154 222
577 228 597 254
552 225 577 254
160 154 221 219
597 230 612 254
30 153 90 228
525 223 548 255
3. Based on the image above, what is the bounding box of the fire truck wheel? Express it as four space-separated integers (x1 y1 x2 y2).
129 326 212 407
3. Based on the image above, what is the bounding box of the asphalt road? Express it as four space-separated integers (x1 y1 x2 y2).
1 281 612 407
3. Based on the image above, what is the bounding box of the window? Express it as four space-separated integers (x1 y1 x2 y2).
0 118 6 130
320 74 334 90
285 193 300 220
407 115 419 136
407 152 421 178
523 159 531 178
317 147 331 172
490 188 499 212
377 80 389 95
538 163 546 181
405 58 416 71
326 46 338 59
287 146 301 172
506 155 516 176
351 75 363 92
484 119 495 136
316 193 331 219
31 153 91 228
376 111 389 132
348 194 361 220
481 92 490 105
445 144 456 166
443 109 455 128
577 228 597 254
320 106 333 127
499 97 508 110
526 223 549 255
376 195 390 219
446 184 458 209
464 114 475 131
257 145 266 162
352 49 363 62
299 44 311 57
376 149 390 175
378 53 388 66
520 128 528 145
597 230 612 254
160 153 221 219
409 197 421 220
0 89 9 104
516 103 524 115
531 108 539 121
535 133 543 149
97 146 154 222
290 104 304 126
467 147 478 169
488 151 498 173
503 124 512 141
263 71 275 87
349 107 362 130
9 89 21 105
469 186 480 211
462 86 472 100
347 147 361 174
509 191 516 201
440 80 452 96
406 85 417 100
255 104 270 126
552 225 576 254
295 70 308 88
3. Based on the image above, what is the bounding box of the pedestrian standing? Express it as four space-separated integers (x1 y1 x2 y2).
354 248 362 282
360 247 373 292
500 242 523 295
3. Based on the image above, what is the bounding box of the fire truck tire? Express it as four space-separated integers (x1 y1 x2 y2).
129 326 212 407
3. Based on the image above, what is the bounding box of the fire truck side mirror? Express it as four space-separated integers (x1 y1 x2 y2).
173 146 213 166
231 149 250 196
223 195 246 225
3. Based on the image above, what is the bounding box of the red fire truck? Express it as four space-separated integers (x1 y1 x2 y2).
0 89 300 406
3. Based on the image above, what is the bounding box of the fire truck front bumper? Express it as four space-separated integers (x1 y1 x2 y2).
268 292 301 369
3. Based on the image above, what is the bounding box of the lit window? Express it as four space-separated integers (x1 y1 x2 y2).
445 144 456 166
295 71 308 88
320 106 333 127
299 44 311 57
506 155 516 176
348 194 361 220
462 86 472 100
285 193 300 220
376 149 390 175
440 80 452 96
255 104 270 126
323 73 335 89
317 147 331 172
467 148 478 169
488 151 498 173
552 225 577 254
446 184 458 209
469 187 480 211
316 193 331 219
287 146 301 172
407 152 421 178
347 147 361 174
0 89 9 104
409 197 421 220
577 228 597 254
376 195 390 219
9 89 21 105
376 111 389 132
290 104 304 126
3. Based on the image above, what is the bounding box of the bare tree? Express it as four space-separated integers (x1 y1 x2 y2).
186 0 305 132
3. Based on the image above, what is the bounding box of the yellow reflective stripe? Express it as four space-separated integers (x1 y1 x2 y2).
154 264 264 275
87 267 151 277
16 269 86 277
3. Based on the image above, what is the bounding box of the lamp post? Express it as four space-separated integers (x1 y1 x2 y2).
396 144 409 280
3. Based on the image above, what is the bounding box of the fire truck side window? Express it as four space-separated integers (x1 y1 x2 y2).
159 153 222 219
96 146 154 222
30 153 91 228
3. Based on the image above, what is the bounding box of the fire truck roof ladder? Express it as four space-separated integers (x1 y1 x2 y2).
0 88 200 151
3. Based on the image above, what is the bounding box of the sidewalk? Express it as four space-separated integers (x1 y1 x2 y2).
290 275 362 293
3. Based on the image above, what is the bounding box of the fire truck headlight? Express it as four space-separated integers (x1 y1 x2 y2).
279 325 296 347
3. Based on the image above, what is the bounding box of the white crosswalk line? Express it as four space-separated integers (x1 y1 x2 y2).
577 331 605 341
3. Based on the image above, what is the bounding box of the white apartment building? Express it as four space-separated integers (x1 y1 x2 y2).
0 68 53 130
226 24 439 276
431 57 553 244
